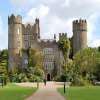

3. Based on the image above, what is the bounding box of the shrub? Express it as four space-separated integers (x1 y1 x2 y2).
18 73 28 82
71 75 91 86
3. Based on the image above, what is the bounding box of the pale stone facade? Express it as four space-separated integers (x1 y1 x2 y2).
8 14 87 80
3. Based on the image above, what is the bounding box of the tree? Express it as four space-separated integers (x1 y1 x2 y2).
58 36 70 62
98 46 100 52
58 36 71 81
0 49 8 85
0 49 8 76
23 48 44 82
28 48 43 69
73 48 100 83
24 67 44 82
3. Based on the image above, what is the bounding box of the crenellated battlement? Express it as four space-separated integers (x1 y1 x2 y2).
73 19 87 24
35 18 39 24
59 33 67 40
8 14 22 24
73 19 87 32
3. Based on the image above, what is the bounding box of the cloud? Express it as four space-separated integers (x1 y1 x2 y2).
10 0 62 7
23 4 49 23
87 13 99 41
40 16 76 39
9 0 100 47
27 5 49 19
90 39 100 47
9 0 38 11
87 13 100 47
10 0 35 7
62 0 70 7
24 7 75 39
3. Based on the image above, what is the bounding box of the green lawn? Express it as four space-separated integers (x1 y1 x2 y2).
0 83 37 100
58 86 100 100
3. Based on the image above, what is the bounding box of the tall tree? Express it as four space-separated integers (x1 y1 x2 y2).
58 36 70 62
28 48 43 69
58 36 71 81
73 48 100 81
98 46 100 52
0 49 8 76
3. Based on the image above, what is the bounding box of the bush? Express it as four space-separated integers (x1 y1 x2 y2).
72 75 91 86
54 74 71 82
8 67 44 83
18 73 29 82
11 73 29 83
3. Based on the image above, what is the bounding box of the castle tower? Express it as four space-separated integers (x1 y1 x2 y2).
35 18 40 34
8 14 22 71
33 18 40 40
72 19 87 55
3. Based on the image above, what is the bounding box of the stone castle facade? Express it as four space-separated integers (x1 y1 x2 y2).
8 14 87 80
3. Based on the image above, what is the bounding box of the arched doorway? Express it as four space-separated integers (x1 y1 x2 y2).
47 73 51 81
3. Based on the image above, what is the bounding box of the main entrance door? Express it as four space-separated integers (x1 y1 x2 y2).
47 73 51 81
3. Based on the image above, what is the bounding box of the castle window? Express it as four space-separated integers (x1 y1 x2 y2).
18 28 20 35
24 59 28 64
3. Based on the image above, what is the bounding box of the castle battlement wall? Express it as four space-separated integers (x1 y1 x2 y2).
59 33 67 40
8 14 22 24
73 19 87 32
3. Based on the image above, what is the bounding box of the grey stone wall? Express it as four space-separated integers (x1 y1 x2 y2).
72 19 87 55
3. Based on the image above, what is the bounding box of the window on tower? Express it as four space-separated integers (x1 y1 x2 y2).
18 28 20 35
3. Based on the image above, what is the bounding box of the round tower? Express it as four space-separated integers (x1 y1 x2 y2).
72 19 87 55
8 14 22 70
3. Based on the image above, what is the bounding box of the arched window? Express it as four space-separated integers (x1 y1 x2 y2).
18 28 20 35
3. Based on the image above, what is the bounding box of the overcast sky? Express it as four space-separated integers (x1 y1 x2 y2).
0 0 100 49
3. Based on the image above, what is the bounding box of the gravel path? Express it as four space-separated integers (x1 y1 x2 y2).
26 82 65 100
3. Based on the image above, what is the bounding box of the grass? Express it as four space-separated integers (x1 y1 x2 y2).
58 86 100 100
0 83 37 100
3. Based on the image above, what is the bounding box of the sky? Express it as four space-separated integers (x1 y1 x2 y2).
0 0 100 49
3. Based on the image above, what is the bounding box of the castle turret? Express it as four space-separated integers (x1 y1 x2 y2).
8 14 22 71
54 34 56 40
59 33 67 40
33 18 40 39
72 19 87 55
35 18 40 32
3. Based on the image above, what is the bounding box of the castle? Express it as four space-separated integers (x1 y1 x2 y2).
8 14 87 81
